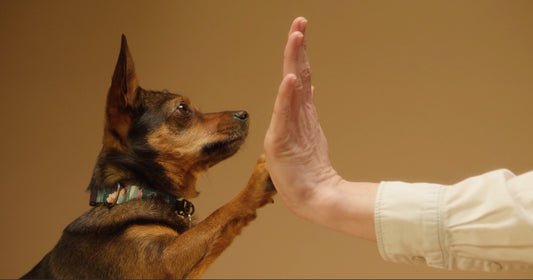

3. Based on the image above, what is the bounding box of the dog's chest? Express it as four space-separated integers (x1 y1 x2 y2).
65 199 189 235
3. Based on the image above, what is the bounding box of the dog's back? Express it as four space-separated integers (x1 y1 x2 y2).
22 254 50 278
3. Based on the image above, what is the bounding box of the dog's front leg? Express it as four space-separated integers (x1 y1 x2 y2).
163 155 276 279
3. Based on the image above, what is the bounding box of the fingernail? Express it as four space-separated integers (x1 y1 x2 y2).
286 74 297 87
287 74 297 81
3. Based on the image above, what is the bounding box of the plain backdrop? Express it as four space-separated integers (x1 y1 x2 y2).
1 0 532 278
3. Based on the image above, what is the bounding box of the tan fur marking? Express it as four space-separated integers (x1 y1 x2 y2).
125 224 178 240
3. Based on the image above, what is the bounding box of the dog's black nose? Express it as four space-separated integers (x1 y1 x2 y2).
233 110 249 121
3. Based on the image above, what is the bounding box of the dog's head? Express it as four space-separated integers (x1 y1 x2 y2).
88 35 248 198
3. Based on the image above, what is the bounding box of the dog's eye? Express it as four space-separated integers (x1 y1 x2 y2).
176 103 192 116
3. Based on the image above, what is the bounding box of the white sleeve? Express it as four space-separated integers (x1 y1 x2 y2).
375 169 533 271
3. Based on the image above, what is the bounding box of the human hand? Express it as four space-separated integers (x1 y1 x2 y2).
264 17 342 220
264 18 377 240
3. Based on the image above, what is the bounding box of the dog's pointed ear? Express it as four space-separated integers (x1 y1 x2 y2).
110 34 139 108
104 35 140 149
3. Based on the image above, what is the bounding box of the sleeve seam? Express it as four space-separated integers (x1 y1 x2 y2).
375 181 388 261
436 185 449 269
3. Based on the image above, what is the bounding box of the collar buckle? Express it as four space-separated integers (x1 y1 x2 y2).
175 198 195 228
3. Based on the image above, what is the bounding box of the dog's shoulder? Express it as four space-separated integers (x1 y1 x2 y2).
65 198 189 236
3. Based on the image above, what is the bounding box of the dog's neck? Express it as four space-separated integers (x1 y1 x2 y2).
88 149 200 200
89 184 195 220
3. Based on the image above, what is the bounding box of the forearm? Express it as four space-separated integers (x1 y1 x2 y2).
298 178 379 242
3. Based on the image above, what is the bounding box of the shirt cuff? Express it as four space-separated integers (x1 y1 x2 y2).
375 180 447 269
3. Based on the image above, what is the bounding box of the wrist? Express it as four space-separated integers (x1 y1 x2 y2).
284 167 341 219
305 178 378 242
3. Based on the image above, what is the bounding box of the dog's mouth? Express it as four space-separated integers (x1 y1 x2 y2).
201 132 247 167
202 134 246 157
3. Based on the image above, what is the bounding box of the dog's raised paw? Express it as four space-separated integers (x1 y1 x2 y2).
265 176 275 193
237 154 277 209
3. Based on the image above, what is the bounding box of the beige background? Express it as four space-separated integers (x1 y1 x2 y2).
1 0 532 278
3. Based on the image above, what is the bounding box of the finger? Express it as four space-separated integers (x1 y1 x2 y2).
287 33 312 106
269 74 297 136
296 32 312 105
288 17 307 37
283 18 308 77
283 31 304 77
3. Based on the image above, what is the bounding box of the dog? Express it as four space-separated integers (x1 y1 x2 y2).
21 35 276 279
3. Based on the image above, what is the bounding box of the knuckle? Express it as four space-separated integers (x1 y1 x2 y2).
300 67 311 80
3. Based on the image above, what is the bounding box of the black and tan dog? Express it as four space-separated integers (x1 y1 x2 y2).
22 36 276 279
